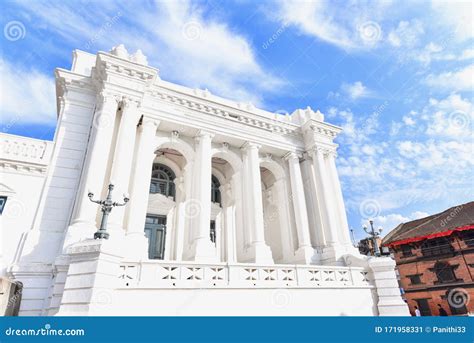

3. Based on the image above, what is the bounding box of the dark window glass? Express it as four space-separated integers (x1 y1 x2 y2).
0 196 7 215
210 220 216 244
211 175 221 205
149 164 175 198
144 215 167 260
433 262 458 283
408 274 422 285
421 237 453 257
415 299 431 316
401 244 413 257
461 230 474 247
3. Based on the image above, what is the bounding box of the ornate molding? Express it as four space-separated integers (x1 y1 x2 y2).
146 88 299 137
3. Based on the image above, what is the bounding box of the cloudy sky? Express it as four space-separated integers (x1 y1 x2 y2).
1 0 473 241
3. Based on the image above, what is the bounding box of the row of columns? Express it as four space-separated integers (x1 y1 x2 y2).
67 92 352 264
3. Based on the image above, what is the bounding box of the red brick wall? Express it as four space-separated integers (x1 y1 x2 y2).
391 232 474 316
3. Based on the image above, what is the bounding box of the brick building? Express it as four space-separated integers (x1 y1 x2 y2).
382 201 474 316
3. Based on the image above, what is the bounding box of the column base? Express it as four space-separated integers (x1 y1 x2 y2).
188 238 218 263
62 222 97 252
123 233 149 260
57 238 124 316
293 246 318 264
320 243 361 265
247 242 274 264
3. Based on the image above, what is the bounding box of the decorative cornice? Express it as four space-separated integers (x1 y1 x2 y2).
96 52 157 84
146 88 299 136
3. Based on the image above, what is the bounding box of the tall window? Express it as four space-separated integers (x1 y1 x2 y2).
210 220 216 244
211 175 221 205
432 262 459 284
149 164 175 198
421 237 453 257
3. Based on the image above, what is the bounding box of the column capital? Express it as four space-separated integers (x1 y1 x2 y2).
194 130 214 141
283 151 302 161
141 116 160 129
120 96 141 110
97 91 121 109
241 141 261 151
307 145 337 158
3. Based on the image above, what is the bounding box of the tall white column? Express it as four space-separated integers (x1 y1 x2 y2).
310 147 339 246
66 92 119 243
173 175 186 261
221 182 236 263
124 117 159 258
326 150 353 246
188 131 216 262
108 98 141 238
241 142 273 264
284 152 315 264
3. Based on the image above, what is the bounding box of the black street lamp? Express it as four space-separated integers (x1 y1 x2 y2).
88 183 129 240
363 220 382 257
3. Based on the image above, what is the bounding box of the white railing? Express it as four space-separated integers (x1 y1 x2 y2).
0 133 53 165
118 261 372 289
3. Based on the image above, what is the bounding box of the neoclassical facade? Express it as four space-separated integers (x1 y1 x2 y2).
0 46 409 316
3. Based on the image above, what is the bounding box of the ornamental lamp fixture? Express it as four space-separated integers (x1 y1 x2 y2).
88 183 129 239
363 219 382 257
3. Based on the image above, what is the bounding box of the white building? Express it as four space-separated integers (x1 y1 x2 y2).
0 45 409 316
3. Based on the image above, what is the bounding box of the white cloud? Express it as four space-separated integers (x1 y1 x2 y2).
341 81 374 100
387 20 424 48
330 81 375 101
431 0 474 42
460 49 474 60
424 93 473 138
424 64 474 91
12 0 282 107
0 59 56 125
272 0 391 50
370 211 430 235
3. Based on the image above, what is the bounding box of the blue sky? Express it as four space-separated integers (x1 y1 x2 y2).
1 0 473 241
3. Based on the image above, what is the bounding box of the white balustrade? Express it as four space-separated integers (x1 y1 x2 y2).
118 261 372 289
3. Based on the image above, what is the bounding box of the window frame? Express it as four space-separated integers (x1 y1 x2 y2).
149 164 176 199
0 196 7 215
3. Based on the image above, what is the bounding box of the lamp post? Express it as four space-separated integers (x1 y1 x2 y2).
363 220 382 257
88 183 129 240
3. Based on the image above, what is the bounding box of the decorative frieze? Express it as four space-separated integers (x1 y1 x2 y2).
146 89 299 136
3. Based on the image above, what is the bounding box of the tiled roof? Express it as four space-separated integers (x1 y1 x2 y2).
382 201 474 246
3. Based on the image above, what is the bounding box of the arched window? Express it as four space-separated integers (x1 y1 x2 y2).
211 175 221 205
149 164 176 198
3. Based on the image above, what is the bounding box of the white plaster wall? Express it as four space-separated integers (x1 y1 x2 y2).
0 172 46 268
107 287 378 316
